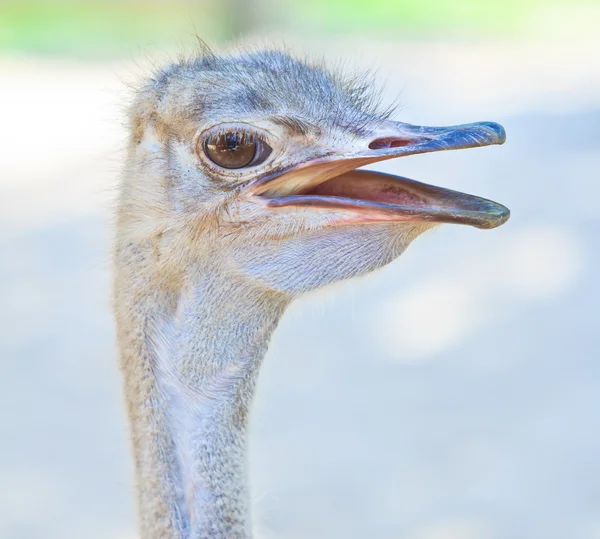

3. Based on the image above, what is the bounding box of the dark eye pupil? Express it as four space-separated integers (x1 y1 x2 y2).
204 131 257 169
224 133 240 151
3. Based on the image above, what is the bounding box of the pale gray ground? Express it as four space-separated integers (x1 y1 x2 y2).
1 40 599 539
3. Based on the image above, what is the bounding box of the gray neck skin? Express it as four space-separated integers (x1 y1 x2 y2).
131 269 288 539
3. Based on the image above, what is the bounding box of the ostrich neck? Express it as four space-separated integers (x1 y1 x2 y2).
117 265 288 539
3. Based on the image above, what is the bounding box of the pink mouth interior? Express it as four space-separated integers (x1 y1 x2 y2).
304 171 434 209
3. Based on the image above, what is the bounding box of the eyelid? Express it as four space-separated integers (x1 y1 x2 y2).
249 138 272 167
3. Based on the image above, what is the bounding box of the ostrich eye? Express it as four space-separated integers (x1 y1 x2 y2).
202 131 272 169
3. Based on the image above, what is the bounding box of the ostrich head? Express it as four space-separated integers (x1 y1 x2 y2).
116 49 509 537
122 50 508 297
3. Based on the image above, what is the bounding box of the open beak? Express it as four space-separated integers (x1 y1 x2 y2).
248 121 510 230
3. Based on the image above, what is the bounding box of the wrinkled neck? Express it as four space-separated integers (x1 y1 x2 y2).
117 266 288 539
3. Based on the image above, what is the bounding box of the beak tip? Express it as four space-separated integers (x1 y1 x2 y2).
478 204 511 229
481 121 507 145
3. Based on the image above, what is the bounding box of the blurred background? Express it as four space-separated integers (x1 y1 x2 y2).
1 1 599 538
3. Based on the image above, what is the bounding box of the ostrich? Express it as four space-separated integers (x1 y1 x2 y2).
114 48 508 539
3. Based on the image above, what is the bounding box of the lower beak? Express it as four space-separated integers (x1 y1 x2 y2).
250 121 510 229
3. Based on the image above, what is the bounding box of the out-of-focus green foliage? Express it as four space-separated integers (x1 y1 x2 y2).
0 0 227 57
0 0 598 57
296 0 589 34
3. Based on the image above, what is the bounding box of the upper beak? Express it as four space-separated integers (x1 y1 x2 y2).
249 121 510 230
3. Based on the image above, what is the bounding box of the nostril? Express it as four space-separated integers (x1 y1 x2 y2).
368 137 414 150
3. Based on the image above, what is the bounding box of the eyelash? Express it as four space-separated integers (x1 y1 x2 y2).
204 126 264 147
